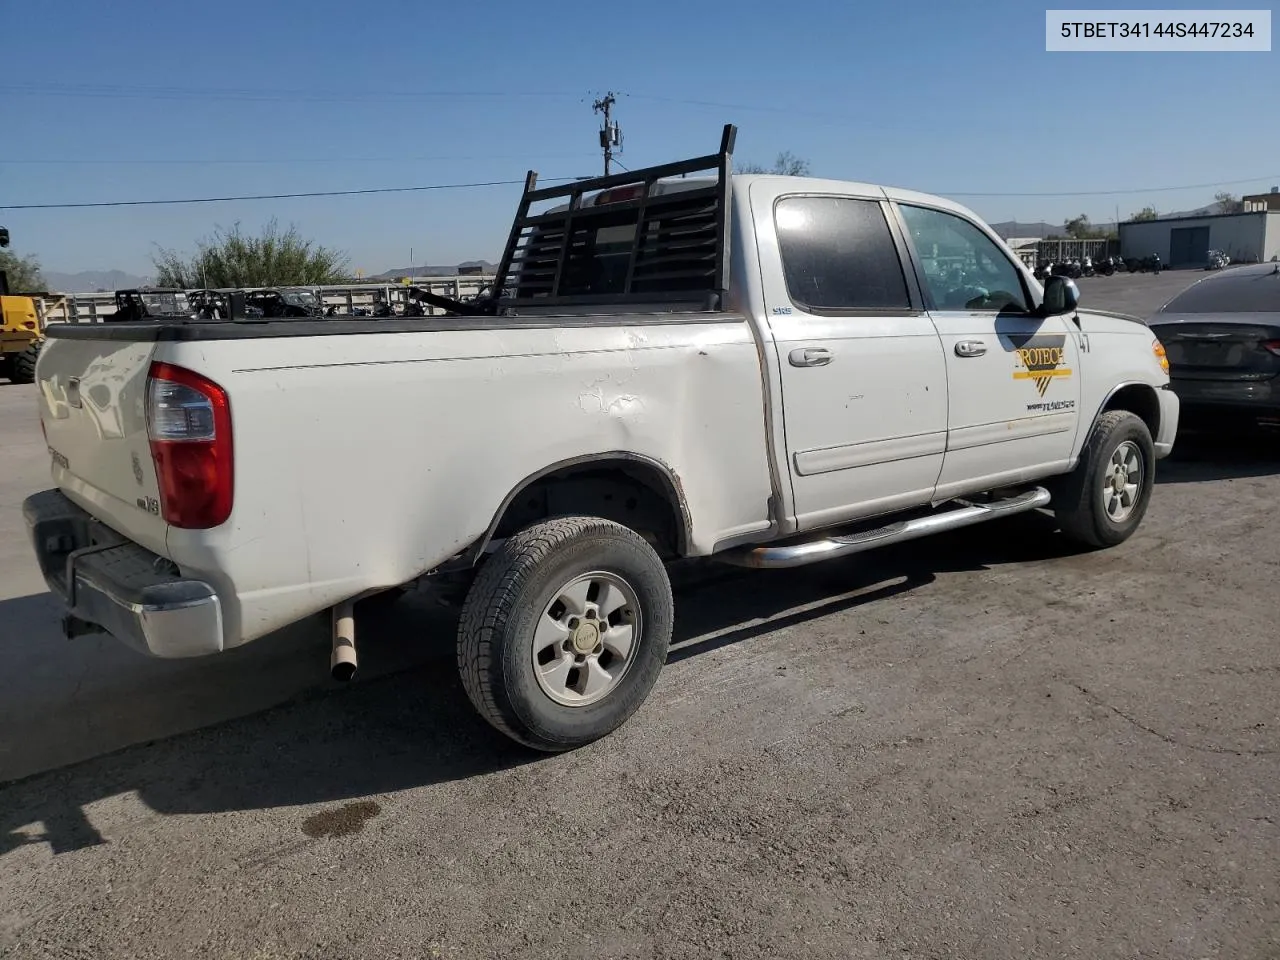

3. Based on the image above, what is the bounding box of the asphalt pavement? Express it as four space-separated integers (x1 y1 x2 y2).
2 269 1276 959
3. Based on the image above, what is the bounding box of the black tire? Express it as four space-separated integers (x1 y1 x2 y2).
457 516 673 752
1052 410 1155 549
11 339 42 384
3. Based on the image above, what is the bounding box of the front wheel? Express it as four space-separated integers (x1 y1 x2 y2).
1052 410 1155 548
10 339 42 384
456 516 673 752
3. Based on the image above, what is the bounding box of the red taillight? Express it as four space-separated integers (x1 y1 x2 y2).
594 185 645 205
1262 340 1280 357
146 361 233 529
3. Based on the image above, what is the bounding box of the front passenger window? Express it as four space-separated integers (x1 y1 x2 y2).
898 205 1029 313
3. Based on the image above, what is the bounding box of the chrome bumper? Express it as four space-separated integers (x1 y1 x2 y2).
23 489 225 658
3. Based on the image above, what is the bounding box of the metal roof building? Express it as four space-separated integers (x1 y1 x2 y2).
1119 205 1280 268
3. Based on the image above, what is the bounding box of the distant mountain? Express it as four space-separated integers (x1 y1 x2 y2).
44 269 151 293
1156 204 1217 219
368 260 497 279
989 221 1119 240
989 221 1057 239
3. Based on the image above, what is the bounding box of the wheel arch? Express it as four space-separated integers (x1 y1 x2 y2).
1097 381 1161 441
464 452 692 566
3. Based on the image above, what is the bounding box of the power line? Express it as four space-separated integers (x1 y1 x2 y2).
6 81 581 103
6 170 1273 211
0 177 583 211
0 152 600 166
6 81 839 119
941 174 1280 198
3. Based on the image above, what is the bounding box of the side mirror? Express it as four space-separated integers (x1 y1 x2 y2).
1039 274 1079 317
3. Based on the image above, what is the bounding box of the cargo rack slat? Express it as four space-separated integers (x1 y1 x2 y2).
488 124 737 314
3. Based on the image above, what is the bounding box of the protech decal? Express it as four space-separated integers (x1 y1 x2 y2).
1013 335 1072 397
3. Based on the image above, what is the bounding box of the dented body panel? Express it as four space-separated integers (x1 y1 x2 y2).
36 316 774 646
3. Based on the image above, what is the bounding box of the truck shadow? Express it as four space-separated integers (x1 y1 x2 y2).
0 511 1086 857
1157 425 1280 484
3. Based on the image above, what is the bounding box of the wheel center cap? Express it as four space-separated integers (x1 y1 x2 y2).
1112 469 1127 492
571 622 600 654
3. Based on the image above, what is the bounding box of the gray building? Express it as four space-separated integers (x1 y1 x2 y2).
1119 210 1280 267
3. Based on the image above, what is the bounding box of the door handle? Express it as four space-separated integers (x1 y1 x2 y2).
789 347 833 367
955 340 987 357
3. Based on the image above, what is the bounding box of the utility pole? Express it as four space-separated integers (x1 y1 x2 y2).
592 92 621 176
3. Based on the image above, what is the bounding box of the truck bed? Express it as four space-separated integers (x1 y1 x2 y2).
47 309 746 342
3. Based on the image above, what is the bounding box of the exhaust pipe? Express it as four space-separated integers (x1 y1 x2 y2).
330 600 357 682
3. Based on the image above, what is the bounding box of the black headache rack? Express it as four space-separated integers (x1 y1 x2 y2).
412 123 738 318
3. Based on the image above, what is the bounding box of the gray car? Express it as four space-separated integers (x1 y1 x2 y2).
1148 262 1280 426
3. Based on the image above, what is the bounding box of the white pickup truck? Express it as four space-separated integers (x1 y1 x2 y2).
24 126 1178 751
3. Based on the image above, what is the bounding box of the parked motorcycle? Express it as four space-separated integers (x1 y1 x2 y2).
1139 254 1163 274
1205 249 1229 270
1034 259 1055 281
1093 256 1117 276
1080 256 1095 277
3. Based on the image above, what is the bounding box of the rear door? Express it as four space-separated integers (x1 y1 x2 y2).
751 183 949 531
35 333 169 555
891 201 1081 499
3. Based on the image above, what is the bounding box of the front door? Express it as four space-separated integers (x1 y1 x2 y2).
892 202 1082 499
753 186 949 531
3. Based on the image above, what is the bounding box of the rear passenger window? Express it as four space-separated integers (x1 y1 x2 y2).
774 196 912 312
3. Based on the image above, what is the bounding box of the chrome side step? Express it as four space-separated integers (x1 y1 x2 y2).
716 486 1052 570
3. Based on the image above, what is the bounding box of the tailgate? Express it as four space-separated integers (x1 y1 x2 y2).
36 334 170 555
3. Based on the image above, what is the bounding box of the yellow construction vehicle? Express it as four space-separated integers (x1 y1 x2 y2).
0 227 46 384
0 271 45 385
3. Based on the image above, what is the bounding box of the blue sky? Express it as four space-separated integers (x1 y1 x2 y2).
2 0 1276 278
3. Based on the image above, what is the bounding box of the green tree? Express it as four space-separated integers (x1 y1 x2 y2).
1061 214 1114 239
1063 214 1092 239
153 219 349 288
738 151 811 176
1129 206 1159 221
0 249 46 292
1213 191 1243 214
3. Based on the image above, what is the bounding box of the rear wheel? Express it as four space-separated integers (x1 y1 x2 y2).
456 516 673 752
1053 410 1155 548
11 339 42 384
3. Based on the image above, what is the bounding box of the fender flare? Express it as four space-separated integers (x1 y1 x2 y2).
1080 380 1163 456
460 451 693 567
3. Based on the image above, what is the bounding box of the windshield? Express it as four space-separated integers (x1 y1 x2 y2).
282 291 318 306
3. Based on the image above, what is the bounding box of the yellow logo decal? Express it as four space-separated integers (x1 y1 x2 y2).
1013 335 1072 396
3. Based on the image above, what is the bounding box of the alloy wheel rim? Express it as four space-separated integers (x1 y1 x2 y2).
1102 440 1144 523
531 571 642 707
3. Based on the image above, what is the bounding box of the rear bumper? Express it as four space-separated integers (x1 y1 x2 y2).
1169 376 1280 410
22 489 225 658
